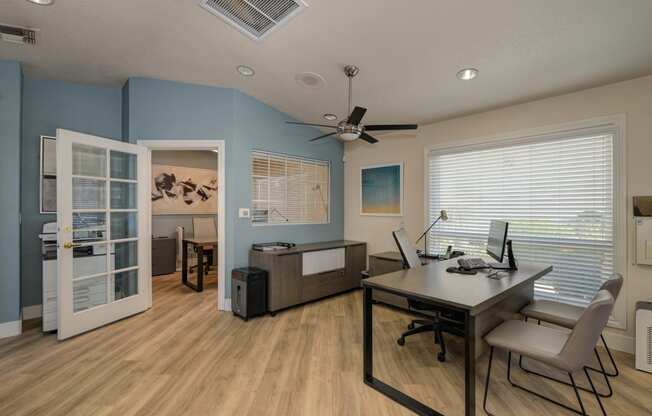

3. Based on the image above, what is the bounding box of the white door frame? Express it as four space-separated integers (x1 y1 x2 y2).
137 139 227 311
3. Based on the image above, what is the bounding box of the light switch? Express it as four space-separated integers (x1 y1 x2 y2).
239 208 250 218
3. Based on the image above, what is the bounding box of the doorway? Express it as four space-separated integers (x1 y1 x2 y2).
138 140 227 311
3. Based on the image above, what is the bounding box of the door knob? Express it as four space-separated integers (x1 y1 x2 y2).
63 242 80 249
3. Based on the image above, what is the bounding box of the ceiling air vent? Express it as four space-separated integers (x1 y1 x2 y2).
0 24 37 45
199 0 307 41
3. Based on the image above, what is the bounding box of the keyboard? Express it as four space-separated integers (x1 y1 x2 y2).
457 257 488 270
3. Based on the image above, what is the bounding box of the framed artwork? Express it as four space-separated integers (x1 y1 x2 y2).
151 164 218 215
360 163 403 216
40 135 57 214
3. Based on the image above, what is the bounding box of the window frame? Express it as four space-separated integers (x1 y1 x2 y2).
423 114 627 329
250 150 331 226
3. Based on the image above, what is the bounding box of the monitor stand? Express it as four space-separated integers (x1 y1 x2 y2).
489 240 518 271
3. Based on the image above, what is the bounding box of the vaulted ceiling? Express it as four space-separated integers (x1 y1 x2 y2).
2 0 652 126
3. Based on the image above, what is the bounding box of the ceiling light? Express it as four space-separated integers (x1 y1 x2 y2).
236 65 255 77
323 114 337 121
295 72 326 89
456 68 479 81
26 0 54 4
211 149 219 153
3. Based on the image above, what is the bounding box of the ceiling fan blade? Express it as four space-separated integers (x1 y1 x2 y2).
347 106 367 125
309 132 337 142
359 132 379 144
286 121 337 129
364 124 418 131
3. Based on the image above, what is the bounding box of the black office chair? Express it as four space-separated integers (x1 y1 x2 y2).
392 228 463 362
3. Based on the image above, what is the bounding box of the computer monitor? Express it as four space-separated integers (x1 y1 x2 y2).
486 220 508 263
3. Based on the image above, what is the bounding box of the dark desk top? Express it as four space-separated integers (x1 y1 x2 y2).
250 240 366 256
370 251 437 264
363 257 552 315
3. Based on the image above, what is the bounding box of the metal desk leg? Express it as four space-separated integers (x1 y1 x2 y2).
363 286 373 382
181 240 189 286
196 245 204 292
465 312 476 416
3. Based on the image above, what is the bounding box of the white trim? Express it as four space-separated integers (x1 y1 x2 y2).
224 298 231 312
0 320 21 339
360 162 404 217
22 305 42 320
602 331 634 354
138 139 227 311
423 114 628 330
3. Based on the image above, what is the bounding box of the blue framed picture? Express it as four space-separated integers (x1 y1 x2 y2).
360 163 403 216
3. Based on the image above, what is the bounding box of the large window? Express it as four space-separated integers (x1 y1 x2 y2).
251 150 330 225
427 130 619 308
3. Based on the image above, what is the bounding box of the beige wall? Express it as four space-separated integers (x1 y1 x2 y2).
344 74 652 346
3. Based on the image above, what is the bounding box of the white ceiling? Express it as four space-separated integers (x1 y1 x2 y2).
2 0 652 126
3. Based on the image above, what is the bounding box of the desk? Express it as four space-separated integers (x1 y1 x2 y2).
181 237 217 292
368 251 436 308
362 258 552 416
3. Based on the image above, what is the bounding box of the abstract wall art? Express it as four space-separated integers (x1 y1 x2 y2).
151 164 217 215
360 163 403 216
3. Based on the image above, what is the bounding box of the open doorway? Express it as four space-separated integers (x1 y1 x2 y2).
138 140 226 311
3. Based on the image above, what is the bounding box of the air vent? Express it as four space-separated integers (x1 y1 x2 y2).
199 0 307 41
0 24 37 45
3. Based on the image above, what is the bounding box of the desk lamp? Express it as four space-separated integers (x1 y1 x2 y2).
415 209 448 258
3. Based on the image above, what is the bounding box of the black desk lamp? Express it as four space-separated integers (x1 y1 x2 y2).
415 209 448 258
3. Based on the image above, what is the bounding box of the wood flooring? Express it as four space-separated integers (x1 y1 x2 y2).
1 273 650 416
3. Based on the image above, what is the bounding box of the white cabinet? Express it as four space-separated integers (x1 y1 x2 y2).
636 218 652 266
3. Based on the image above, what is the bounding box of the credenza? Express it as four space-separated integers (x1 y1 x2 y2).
249 240 367 314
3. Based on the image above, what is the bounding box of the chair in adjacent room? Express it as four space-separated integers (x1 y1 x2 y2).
519 273 623 386
483 290 615 416
191 217 217 273
392 228 464 362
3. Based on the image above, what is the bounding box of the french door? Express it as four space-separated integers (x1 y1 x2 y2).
56 129 150 340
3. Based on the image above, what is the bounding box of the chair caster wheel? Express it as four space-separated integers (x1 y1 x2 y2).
397 337 405 346
437 353 446 362
407 322 415 330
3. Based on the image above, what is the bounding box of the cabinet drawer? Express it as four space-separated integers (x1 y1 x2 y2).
302 269 346 301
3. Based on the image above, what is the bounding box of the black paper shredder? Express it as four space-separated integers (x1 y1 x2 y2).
231 267 268 321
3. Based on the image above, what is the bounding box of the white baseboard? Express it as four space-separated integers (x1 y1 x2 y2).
0 320 21 339
602 331 634 354
22 304 42 320
223 298 231 312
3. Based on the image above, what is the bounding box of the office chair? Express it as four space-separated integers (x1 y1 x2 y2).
520 274 623 376
191 217 217 272
483 290 614 416
392 228 462 362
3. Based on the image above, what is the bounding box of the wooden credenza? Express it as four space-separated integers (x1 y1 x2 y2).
249 240 367 314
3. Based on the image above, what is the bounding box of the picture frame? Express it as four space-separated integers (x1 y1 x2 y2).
40 135 57 214
360 162 403 216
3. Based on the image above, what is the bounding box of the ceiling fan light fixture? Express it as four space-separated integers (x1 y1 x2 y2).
323 113 337 121
236 65 255 77
456 68 479 81
339 132 361 141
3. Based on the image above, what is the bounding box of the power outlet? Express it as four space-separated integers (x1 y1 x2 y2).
239 208 250 218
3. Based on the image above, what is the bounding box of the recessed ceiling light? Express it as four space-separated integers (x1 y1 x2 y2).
456 68 479 81
26 0 54 4
323 114 337 121
236 65 255 77
295 72 326 89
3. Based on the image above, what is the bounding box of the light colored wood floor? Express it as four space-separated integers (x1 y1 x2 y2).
1 273 650 416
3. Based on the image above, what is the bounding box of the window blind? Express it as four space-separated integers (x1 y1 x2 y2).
427 133 614 307
251 150 330 225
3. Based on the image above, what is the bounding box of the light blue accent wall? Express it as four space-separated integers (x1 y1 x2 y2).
127 78 344 296
15 74 344 308
0 61 22 324
20 78 122 307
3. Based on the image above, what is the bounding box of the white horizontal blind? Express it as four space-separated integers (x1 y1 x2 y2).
251 150 329 224
427 133 614 307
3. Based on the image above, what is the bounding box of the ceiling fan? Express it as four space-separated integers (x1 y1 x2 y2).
286 65 418 143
